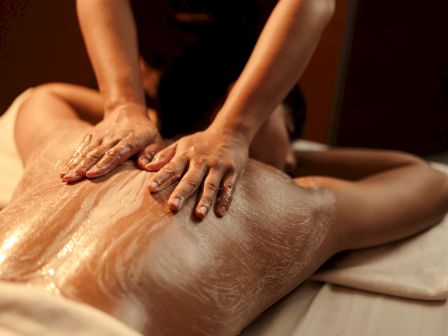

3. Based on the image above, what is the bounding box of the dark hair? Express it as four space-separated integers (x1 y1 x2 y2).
283 85 307 140
156 65 307 140
152 0 306 139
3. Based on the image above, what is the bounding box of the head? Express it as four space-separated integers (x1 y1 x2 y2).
249 85 306 172
249 103 303 173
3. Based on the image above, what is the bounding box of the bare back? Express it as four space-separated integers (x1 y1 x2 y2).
0 124 337 335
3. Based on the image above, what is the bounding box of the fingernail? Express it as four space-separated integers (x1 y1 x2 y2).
140 157 149 167
62 173 77 182
197 206 208 218
145 161 161 171
217 206 227 217
86 168 99 176
169 197 183 212
148 181 159 192
147 152 155 161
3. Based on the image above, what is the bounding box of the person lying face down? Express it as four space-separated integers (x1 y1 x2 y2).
1 84 448 335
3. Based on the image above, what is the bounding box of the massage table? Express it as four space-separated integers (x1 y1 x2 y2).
0 90 447 335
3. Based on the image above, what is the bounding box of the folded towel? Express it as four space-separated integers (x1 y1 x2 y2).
0 90 28 208
0 281 140 336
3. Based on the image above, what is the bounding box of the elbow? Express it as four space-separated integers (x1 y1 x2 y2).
380 152 448 216
442 174 448 212
431 172 448 226
422 163 448 222
386 150 428 168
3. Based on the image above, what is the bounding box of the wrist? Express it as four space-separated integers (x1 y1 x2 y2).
105 101 148 118
208 119 252 145
211 94 266 144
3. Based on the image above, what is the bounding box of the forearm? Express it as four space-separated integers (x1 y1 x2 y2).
212 0 335 141
291 148 426 180
342 162 448 249
76 0 145 114
294 148 448 250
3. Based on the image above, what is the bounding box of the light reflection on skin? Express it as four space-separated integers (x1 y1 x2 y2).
0 231 20 265
0 108 334 335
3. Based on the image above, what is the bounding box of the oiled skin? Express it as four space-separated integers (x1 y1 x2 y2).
4 85 448 334
0 128 338 335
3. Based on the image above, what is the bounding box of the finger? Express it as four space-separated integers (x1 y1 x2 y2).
216 169 237 217
62 138 110 183
147 154 189 193
137 138 164 170
85 139 139 178
195 168 225 220
62 144 114 183
167 160 207 212
144 144 177 172
60 134 92 178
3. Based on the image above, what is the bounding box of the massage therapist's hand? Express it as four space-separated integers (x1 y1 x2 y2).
61 103 163 183
145 126 249 219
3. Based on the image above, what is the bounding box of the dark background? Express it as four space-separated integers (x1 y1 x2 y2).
1 0 447 155
0 0 95 109
334 0 448 155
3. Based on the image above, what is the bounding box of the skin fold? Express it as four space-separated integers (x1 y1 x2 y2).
1 84 447 335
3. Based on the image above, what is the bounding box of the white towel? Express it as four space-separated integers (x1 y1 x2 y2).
0 90 28 208
0 281 140 336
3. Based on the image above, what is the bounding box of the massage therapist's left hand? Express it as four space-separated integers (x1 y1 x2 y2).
145 126 249 219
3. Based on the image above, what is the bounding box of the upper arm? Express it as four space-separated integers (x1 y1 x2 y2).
14 84 102 163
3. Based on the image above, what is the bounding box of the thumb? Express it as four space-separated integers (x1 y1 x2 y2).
143 143 177 172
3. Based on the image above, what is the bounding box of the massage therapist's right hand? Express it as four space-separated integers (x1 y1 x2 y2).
61 103 163 183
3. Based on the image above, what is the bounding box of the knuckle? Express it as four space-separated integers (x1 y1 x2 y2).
192 160 205 170
87 154 102 162
162 168 175 178
183 176 199 189
223 182 234 191
105 150 117 158
162 164 178 177
204 182 218 193
119 143 133 154
207 160 220 170
111 145 130 157
224 158 237 169
222 163 234 172
179 152 189 161
166 161 178 170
